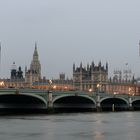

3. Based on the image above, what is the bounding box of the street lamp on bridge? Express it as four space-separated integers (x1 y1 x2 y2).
128 87 131 95
97 83 101 94
88 88 92 92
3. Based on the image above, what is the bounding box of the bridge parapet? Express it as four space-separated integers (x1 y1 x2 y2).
52 91 91 99
0 89 139 102
0 89 48 110
0 89 140 112
0 88 49 102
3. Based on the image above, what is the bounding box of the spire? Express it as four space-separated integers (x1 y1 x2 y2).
35 41 37 49
30 43 41 80
80 62 82 68
80 62 82 72
32 42 39 62
98 61 101 67
106 62 108 71
73 63 75 72
25 66 27 73
92 61 94 67
34 42 38 57
87 63 89 71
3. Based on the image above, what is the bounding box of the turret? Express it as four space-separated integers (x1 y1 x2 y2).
80 62 82 68
11 62 17 79
73 63 75 72
106 62 108 71
25 66 27 73
80 62 82 71
17 66 23 79
33 42 38 60
91 61 95 71
98 61 101 67
30 42 41 80
87 63 89 71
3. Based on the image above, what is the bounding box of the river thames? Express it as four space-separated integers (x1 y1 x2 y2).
0 112 140 140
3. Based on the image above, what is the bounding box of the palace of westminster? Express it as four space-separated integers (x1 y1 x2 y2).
1 44 140 95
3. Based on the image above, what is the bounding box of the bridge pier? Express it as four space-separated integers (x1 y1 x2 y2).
47 91 53 113
96 94 101 112
129 97 133 111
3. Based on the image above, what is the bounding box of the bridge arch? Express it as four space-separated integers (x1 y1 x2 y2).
53 95 96 112
132 99 140 110
100 97 129 111
0 93 47 111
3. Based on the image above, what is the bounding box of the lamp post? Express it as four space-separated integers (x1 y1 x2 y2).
113 92 117 111
97 83 100 94
128 87 131 96
48 80 52 88
88 88 93 96
128 87 133 110
88 88 92 92
53 85 57 90
47 80 53 110
96 83 101 112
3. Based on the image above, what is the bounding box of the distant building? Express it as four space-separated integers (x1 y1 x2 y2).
11 62 23 80
32 73 74 90
3 44 41 88
106 75 140 95
25 43 41 87
10 62 17 79
59 73 65 81
1 43 140 95
4 62 25 88
73 61 108 92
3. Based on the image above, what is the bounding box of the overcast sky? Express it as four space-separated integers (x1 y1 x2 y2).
0 0 140 79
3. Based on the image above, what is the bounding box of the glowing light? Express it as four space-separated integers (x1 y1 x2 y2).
49 80 52 85
97 84 100 88
53 85 57 89
128 87 132 95
0 81 4 87
128 87 131 92
114 92 116 95
88 88 92 92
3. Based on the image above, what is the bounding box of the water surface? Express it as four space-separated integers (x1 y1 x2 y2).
0 112 140 140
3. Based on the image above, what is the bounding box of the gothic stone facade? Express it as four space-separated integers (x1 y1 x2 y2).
25 43 41 87
73 62 108 92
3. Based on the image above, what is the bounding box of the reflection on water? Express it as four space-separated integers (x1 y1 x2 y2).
0 112 140 140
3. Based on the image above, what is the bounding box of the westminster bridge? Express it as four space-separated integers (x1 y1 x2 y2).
0 89 140 112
